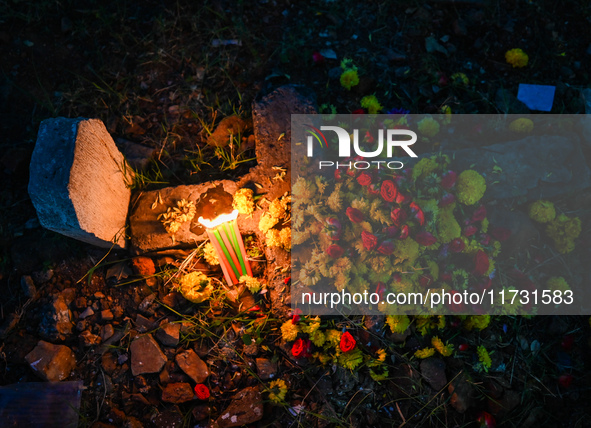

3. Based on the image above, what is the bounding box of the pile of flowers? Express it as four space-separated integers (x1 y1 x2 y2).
529 200 581 254
292 151 510 313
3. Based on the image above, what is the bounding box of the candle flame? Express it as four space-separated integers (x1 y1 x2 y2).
198 209 239 229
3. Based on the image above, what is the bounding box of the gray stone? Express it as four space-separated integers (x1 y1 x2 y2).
21 275 36 298
216 386 263 428
29 117 131 249
420 358 447 391
25 340 76 381
448 372 475 413
175 349 209 384
115 138 156 170
79 307 94 319
130 334 167 376
38 294 73 341
156 322 181 347
101 324 115 341
255 358 277 380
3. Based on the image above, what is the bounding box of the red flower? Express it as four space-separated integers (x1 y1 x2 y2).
377 240 394 255
361 231 378 251
441 272 452 282
558 374 574 389
491 227 511 242
326 217 342 230
477 411 497 428
352 108 365 115
419 274 433 287
375 282 386 299
561 335 574 352
346 207 364 223
409 202 425 226
340 331 356 352
194 384 210 400
334 169 342 181
364 131 374 143
473 250 489 275
283 276 291 285
380 180 398 202
415 231 437 246
395 191 410 204
449 238 465 253
399 225 409 240
440 170 457 189
327 244 344 258
458 343 469 352
292 338 311 358
439 193 455 207
472 205 487 222
384 225 399 237
463 225 478 237
357 172 372 186
312 51 324 64
390 208 407 227
480 234 491 246
368 183 381 195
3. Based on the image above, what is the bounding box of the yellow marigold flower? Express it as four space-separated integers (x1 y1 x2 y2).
203 242 219 265
338 347 364 370
269 198 286 220
327 184 343 212
412 157 439 181
301 316 321 334
414 347 436 359
281 320 300 342
456 170 486 206
178 271 213 304
436 315 446 330
279 227 291 251
451 72 469 86
437 204 461 243
477 345 492 370
481 217 489 233
340 69 360 90
265 228 281 248
505 48 529 68
314 352 333 365
417 116 440 138
431 336 453 357
240 275 261 294
324 329 342 348
386 315 411 334
361 95 383 114
376 349 387 363
509 118 534 134
463 315 490 331
232 188 254 215
259 213 278 234
546 276 570 292
292 177 316 202
310 330 326 347
546 214 581 254
268 379 288 403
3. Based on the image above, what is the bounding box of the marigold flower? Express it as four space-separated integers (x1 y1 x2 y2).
281 319 300 341
360 95 383 114
179 272 214 304
417 116 440 138
528 200 556 223
505 48 529 68
431 336 453 357
386 315 411 334
268 379 288 403
239 275 262 294
477 345 492 370
509 117 534 133
456 170 486 206
414 347 436 359
232 188 255 215
203 242 219 265
340 69 360 90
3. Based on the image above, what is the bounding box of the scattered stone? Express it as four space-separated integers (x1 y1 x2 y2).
28 117 131 249
74 297 87 310
175 349 209 384
79 307 95 319
80 330 102 347
101 309 114 321
25 340 76 381
255 358 277 380
156 322 181 347
60 288 76 305
448 372 475 413
101 324 115 341
135 314 156 333
76 320 86 332
21 275 36 298
101 352 118 375
161 382 195 403
150 407 184 428
38 294 73 341
138 293 157 315
94 292 105 299
242 343 259 356
131 256 156 276
161 292 185 310
192 404 210 421
216 386 264 428
420 358 447 391
130 334 167 376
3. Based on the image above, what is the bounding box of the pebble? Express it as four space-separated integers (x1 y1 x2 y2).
130 334 167 376
175 349 209 384
25 340 76 381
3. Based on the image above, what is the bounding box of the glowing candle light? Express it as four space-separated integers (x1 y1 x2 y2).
198 210 252 286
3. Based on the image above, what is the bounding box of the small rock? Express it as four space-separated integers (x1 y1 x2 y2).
32 268 54 284
192 404 210 421
116 139 156 171
138 293 157 315
79 307 94 319
131 256 156 276
420 358 447 391
101 309 114 321
76 320 86 332
94 292 105 299
150 408 184 428
60 288 76 306
135 314 156 333
25 340 76 381
101 351 118 375
175 349 209 384
101 324 115 341
130 334 167 376
74 297 87 310
80 329 102 346
207 115 248 147
216 386 264 428
255 358 277 380
448 372 475 413
38 294 73 341
161 292 185 310
161 382 195 403
21 275 36 298
156 322 181 347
